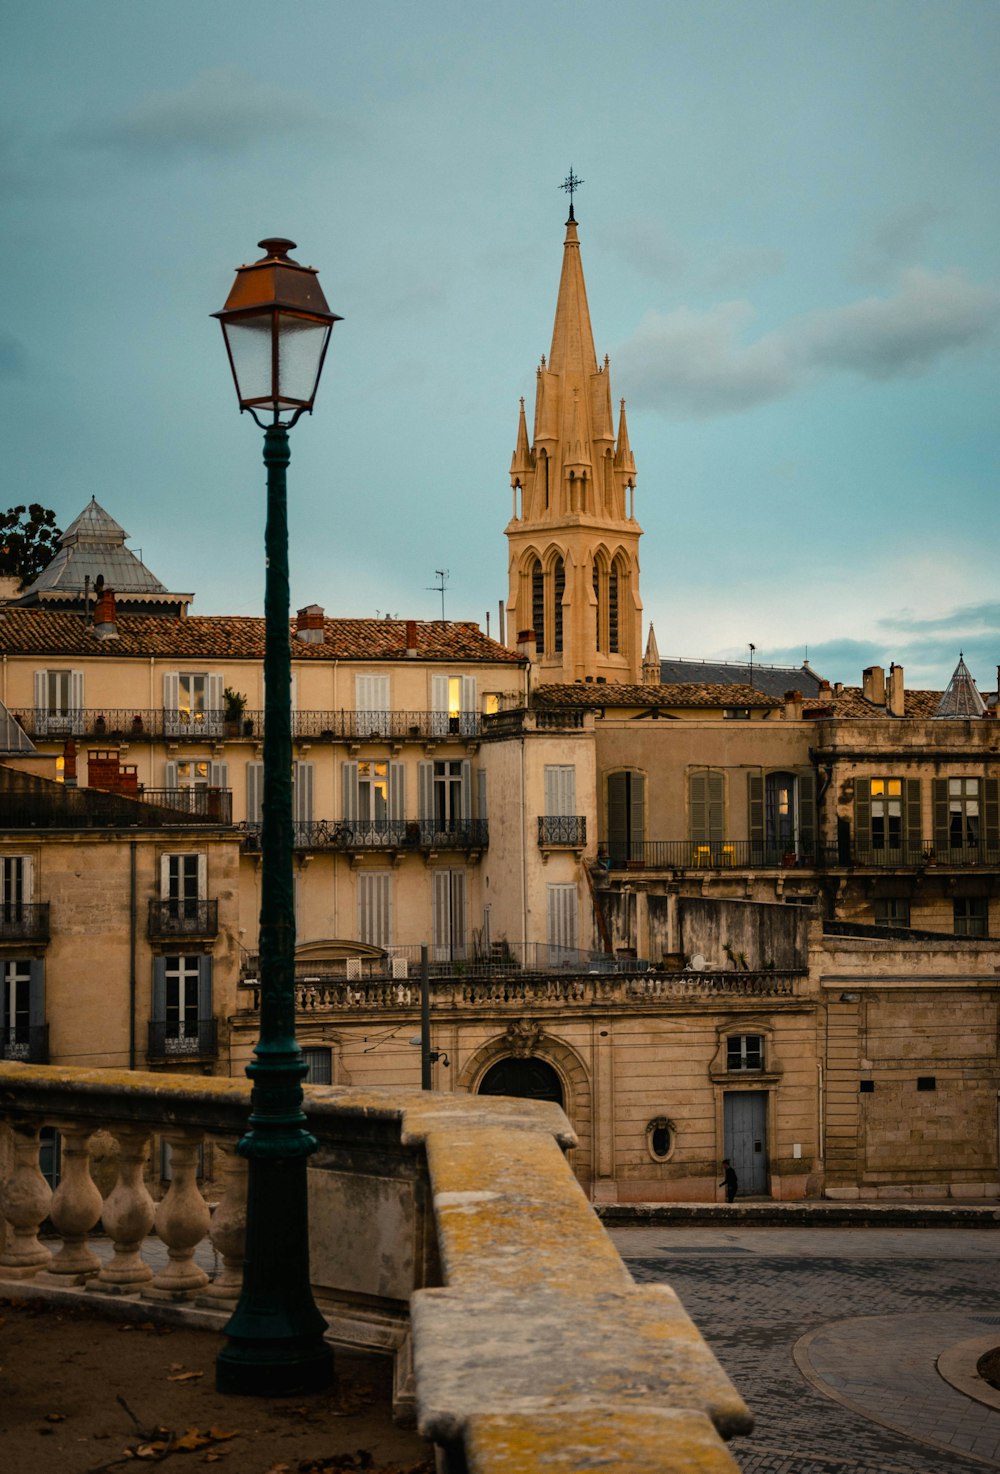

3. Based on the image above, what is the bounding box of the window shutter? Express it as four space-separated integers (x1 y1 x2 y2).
931 778 949 855
460 676 477 735
34 669 46 713
460 760 471 822
905 779 922 860
197 956 212 1021
160 854 171 897
607 772 627 853
689 772 707 842
545 765 576 817
984 778 999 851
28 960 45 1029
247 763 264 824
152 958 167 1022
0 965 6 1035
163 672 179 709
341 761 359 822
451 871 466 958
798 772 816 856
197 853 207 899
629 773 645 857
707 772 724 842
547 884 577 952
748 773 764 851
431 675 449 736
210 761 228 789
418 762 434 821
477 767 487 822
164 760 178 789
855 778 872 852
388 762 405 821
207 674 224 719
293 761 314 825
289 671 297 712
432 871 450 959
359 872 392 948
70 671 84 732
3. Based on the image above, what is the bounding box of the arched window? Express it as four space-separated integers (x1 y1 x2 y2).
479 1056 563 1106
531 559 544 654
553 557 565 654
593 563 601 651
608 560 620 654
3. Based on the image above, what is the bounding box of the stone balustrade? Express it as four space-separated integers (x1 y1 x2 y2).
0 1062 750 1472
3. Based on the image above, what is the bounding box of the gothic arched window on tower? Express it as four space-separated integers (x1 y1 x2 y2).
553 557 565 654
609 559 621 654
531 559 545 654
593 563 602 652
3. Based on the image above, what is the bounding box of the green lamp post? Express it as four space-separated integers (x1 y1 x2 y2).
213 239 342 1396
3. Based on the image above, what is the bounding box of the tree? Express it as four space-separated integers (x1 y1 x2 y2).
0 504 62 583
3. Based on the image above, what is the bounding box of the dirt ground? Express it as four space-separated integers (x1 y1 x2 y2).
0 1297 433 1474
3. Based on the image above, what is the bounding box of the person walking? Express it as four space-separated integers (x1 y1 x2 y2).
719 1159 738 1203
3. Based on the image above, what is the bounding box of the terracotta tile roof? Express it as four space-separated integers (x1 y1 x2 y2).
0 610 524 666
827 686 944 719
534 682 781 710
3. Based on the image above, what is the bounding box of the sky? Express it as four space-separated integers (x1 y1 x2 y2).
2 0 998 692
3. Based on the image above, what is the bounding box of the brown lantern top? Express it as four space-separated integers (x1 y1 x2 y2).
214 239 342 426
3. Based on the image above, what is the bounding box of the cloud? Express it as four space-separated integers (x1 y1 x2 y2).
850 204 946 284
70 68 332 160
596 218 688 283
615 268 1000 418
703 246 784 293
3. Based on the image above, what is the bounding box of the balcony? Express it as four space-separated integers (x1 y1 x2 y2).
146 1018 218 1062
147 898 219 941
0 1060 750 1468
11 708 485 744
1 787 232 830
601 839 1000 873
239 818 488 854
0 1025 49 1063
0 902 50 944
538 815 587 848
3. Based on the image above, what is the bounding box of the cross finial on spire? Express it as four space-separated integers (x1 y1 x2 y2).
560 167 584 221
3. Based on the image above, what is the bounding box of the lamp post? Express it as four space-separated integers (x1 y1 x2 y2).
213 239 341 1396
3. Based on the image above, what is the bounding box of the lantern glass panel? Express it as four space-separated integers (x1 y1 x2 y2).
276 316 331 406
223 313 274 408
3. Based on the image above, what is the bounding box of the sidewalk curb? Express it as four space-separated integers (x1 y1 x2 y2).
595 1200 1000 1228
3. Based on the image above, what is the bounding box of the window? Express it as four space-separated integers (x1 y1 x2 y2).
293 760 314 833
874 897 910 928
948 778 980 849
152 955 212 1055
748 772 817 863
646 1118 674 1162
418 759 471 836
1 958 44 1061
33 669 83 735
954 897 987 938
607 770 644 865
163 672 223 737
161 853 205 918
357 761 389 822
356 674 390 737
532 559 545 653
1 854 31 920
547 883 578 963
727 1035 763 1072
302 1048 332 1085
433 870 467 961
724 708 751 720
358 871 392 948
553 557 565 654
342 760 404 837
431 675 477 737
544 765 577 817
933 777 998 860
689 770 725 845
854 777 921 861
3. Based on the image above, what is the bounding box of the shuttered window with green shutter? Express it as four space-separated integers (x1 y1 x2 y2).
607 771 644 865
689 770 724 845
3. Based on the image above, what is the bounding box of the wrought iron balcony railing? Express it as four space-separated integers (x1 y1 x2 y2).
11 708 484 743
146 1018 218 1061
0 902 51 943
600 839 1000 872
538 815 587 847
239 818 488 853
147 899 219 939
0 1025 49 1063
1 788 232 830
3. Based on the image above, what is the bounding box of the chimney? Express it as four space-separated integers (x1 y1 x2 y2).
817 679 832 699
784 689 804 721
834 681 843 696
92 585 118 640
405 619 418 658
87 749 138 795
862 665 885 706
887 663 905 717
517 628 536 661
295 604 325 644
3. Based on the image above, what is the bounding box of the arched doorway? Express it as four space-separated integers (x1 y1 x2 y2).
478 1055 564 1106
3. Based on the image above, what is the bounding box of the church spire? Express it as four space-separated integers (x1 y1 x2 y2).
503 188 643 686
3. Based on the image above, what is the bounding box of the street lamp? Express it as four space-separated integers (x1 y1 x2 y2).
213 239 341 1396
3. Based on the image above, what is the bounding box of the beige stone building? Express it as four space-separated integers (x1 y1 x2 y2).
2 207 997 1206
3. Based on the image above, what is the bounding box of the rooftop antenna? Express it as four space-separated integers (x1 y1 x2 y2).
427 568 449 620
560 166 584 221
748 642 755 689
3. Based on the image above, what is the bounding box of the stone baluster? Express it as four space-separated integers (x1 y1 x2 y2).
200 1141 247 1305
96 1127 156 1292
0 1119 53 1277
44 1122 103 1282
146 1130 210 1300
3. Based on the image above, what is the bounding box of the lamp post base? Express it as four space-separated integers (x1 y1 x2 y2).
216 1333 333 1397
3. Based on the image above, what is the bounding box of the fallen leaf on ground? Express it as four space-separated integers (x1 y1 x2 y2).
45 1412 67 1422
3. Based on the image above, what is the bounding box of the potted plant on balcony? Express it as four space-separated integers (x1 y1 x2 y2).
223 687 247 738
131 713 144 735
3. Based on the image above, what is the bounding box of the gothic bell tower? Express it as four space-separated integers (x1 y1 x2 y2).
505 195 642 685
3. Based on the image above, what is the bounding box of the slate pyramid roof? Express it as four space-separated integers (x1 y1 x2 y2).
17 499 191 614
934 653 986 717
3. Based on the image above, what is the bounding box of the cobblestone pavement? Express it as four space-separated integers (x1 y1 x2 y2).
609 1225 1000 1474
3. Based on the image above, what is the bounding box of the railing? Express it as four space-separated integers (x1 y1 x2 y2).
279 968 797 1013
0 1026 49 1063
11 708 484 743
0 902 50 942
241 941 652 986
601 839 1000 871
239 818 488 853
146 1018 218 1061
481 707 589 738
0 787 232 830
147 899 219 939
538 815 587 846
0 1063 750 1468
